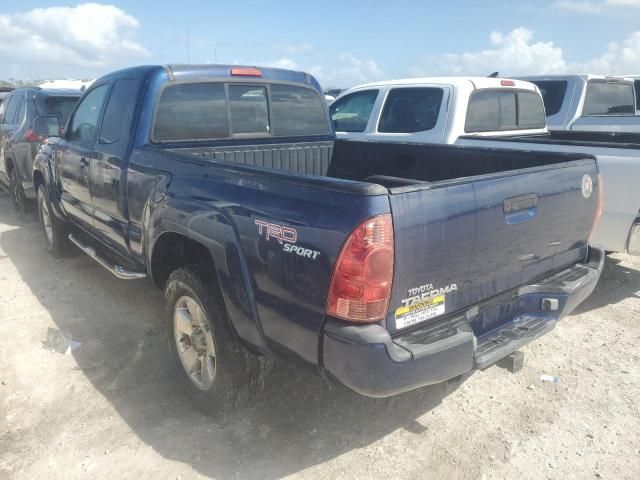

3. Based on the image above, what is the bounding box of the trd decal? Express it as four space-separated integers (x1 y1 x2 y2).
255 220 297 244
255 219 321 260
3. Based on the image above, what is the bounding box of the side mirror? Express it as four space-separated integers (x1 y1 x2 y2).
33 115 61 137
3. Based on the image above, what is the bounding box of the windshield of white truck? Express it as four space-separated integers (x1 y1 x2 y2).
583 81 635 116
530 80 567 116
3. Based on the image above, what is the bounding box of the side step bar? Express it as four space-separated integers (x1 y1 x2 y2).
68 234 147 280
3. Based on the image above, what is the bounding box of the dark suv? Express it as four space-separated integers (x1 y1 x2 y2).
0 87 81 214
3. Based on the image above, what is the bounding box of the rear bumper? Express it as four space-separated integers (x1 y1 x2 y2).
322 246 605 398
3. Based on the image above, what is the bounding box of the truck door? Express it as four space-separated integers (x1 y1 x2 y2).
90 77 141 256
56 83 110 228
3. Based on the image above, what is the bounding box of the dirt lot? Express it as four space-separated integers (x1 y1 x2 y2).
0 192 639 480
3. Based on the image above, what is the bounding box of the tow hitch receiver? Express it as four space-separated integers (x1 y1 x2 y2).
497 351 525 373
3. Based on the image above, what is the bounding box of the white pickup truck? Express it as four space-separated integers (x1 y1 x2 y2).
331 77 640 256
517 74 640 133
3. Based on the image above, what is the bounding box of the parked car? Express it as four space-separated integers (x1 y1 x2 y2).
33 65 603 412
331 76 639 256
517 74 640 133
0 87 81 214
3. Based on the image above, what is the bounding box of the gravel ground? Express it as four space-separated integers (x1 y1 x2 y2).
0 192 639 480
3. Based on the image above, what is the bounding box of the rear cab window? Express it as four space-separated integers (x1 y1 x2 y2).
530 80 568 116
152 82 329 143
465 89 546 133
329 90 378 132
378 87 444 133
583 81 635 116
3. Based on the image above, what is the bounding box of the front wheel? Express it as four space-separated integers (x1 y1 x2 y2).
164 267 267 415
37 185 68 256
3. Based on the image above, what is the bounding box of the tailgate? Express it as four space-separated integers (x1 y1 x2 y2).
386 161 599 335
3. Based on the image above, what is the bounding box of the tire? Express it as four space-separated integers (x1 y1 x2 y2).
9 167 29 218
164 266 267 415
37 184 68 256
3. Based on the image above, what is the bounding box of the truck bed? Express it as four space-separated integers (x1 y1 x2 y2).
165 139 599 341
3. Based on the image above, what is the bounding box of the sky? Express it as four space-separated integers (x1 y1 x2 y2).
2 0 640 88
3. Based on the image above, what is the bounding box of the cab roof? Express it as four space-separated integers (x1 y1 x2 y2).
99 64 323 92
517 74 634 84
345 76 539 92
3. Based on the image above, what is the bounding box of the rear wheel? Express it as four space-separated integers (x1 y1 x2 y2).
164 267 267 415
9 167 29 218
37 184 68 256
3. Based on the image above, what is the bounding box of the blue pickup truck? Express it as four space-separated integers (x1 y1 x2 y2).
32 64 604 412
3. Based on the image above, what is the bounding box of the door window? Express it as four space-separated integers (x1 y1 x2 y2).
330 90 378 132
67 84 109 145
99 79 137 145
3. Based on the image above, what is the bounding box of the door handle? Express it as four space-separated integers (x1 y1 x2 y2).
80 157 89 168
504 194 537 214
503 194 538 225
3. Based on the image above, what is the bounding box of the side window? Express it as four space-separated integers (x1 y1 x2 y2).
153 83 228 142
229 85 269 135
635 80 640 111
583 81 635 116
68 84 109 145
532 80 568 116
15 96 26 125
378 87 444 133
99 79 137 145
2 95 21 125
330 90 378 132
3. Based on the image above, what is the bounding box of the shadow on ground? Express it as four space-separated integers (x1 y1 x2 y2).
0 194 466 479
572 254 640 314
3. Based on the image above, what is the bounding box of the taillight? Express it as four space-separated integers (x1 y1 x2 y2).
589 173 604 243
326 214 394 323
501 79 516 86
23 129 44 143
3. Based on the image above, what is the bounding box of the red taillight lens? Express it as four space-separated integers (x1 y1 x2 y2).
501 79 516 86
230 67 262 77
588 173 605 243
23 129 43 143
326 214 394 323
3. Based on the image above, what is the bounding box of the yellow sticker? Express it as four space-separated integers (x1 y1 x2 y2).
395 295 445 329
